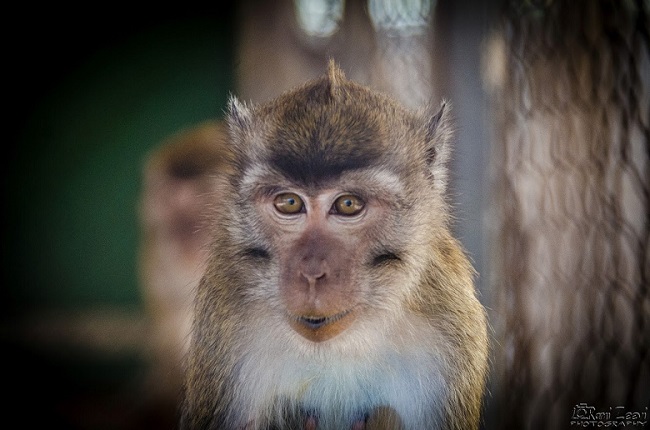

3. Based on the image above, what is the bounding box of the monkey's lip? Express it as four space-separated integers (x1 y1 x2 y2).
288 309 356 342
294 309 353 330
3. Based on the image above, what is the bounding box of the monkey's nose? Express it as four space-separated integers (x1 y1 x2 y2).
300 271 327 288
299 257 329 288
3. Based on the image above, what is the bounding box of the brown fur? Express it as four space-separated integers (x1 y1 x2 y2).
180 61 488 430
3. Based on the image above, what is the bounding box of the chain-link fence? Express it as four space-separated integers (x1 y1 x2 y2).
485 1 649 428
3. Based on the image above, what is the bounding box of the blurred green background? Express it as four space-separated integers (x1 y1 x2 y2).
4 6 235 428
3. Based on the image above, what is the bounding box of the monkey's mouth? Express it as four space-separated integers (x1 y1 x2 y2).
296 309 352 330
288 309 356 342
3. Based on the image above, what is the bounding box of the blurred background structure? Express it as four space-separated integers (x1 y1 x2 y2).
3 1 648 429
485 2 649 428
4 6 236 428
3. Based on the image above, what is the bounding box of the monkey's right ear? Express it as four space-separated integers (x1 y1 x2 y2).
227 95 253 132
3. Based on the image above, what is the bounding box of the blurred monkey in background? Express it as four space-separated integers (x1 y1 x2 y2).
138 121 232 405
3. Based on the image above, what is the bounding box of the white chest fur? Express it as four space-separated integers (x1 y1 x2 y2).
229 315 449 429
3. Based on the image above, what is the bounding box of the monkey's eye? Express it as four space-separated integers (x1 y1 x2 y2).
332 194 365 216
273 193 305 214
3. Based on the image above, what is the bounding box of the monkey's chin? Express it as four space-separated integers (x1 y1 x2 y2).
288 309 356 342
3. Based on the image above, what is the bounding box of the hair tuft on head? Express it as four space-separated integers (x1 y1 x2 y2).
326 59 347 99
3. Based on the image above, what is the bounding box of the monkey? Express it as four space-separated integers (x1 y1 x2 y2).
179 61 488 430
138 120 233 408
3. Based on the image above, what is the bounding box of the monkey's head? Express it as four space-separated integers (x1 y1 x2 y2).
218 61 453 345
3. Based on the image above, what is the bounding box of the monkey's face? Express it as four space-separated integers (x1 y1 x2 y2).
222 64 451 345
239 167 419 343
226 146 439 346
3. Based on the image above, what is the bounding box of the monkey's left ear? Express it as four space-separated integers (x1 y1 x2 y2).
424 101 453 190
